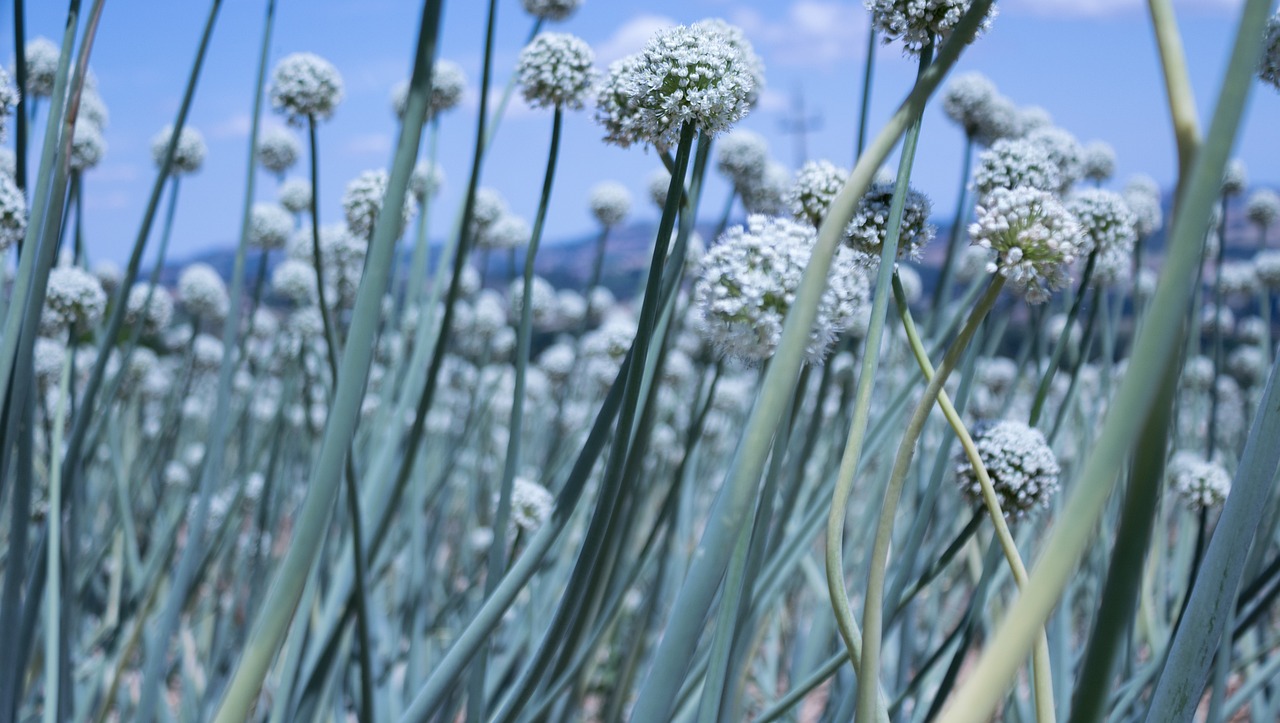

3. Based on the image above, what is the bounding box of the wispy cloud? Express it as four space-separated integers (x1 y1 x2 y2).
729 1 868 69
210 113 252 140
345 133 392 156
1004 0 1240 18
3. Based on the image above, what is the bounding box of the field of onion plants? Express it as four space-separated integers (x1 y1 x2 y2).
3 0 1280 721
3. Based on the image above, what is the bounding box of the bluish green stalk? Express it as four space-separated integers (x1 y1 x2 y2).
855 23 877 159
470 104 564 722
1145 346 1280 719
856 277 1006 723
12 0 28 193
630 10 993 717
43 341 73 723
1028 249 1098 428
828 36 933 696
210 2 443 718
934 0 1267 717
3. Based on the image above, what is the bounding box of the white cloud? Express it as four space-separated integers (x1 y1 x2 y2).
1004 0 1240 18
730 2 868 69
593 14 676 65
345 133 392 156
210 113 251 140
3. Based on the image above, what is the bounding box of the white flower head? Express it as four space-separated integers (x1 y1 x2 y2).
278 177 312 214
716 129 769 185
740 161 791 216
0 173 26 252
24 37 60 98
1081 140 1116 183
788 159 848 229
520 0 582 22
1123 177 1163 238
1025 127 1083 193
410 161 444 202
596 22 755 148
969 186 1086 304
510 476 554 531
1168 451 1231 510
70 122 106 171
517 32 597 110
589 181 632 227
42 267 106 335
125 283 174 335
694 214 870 364
954 419 1060 517
257 127 301 174
867 0 998 56
270 52 344 123
342 169 417 239
1222 158 1248 197
177 263 229 320
941 72 1015 145
844 182 935 264
151 125 207 175
250 202 294 250
1246 188 1280 230
972 138 1062 201
0 68 18 142
1262 12 1280 92
1067 189 1137 286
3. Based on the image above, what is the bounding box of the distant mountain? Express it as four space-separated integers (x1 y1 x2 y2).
158 187 1276 304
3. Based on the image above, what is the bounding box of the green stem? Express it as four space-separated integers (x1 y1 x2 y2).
210 2 443 718
855 276 1005 723
1028 248 1098 428
43 339 73 723
471 104 563 721
827 37 934 703
630 5 994 717
935 0 1268 717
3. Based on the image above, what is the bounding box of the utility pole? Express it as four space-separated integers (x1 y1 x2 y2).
779 83 821 169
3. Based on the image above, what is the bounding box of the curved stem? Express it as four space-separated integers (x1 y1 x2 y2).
892 273 1056 722
855 276 1005 723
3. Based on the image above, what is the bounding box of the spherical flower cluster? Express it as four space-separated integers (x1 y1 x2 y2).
647 167 672 209
508 275 558 328
1254 249 1280 290
1262 12 1280 91
256 127 301 174
867 0 998 56
41 266 106 335
595 22 755 148
342 169 416 238
427 59 467 119
510 476 555 531
269 52 344 123
271 259 319 304
788 159 848 228
1222 158 1248 196
716 129 769 185
278 177 312 214
410 161 443 203
1014 105 1053 137
694 214 870 365
33 337 66 390
1167 451 1231 510
1025 127 1083 193
520 0 582 21
942 72 998 138
177 263 230 320
693 18 766 109
843 182 935 263
969 186 1086 304
1081 140 1116 183
249 202 294 250
972 138 1061 201
1219 261 1258 298
516 32 597 110
24 37 60 98
740 162 791 216
0 68 18 142
125 283 175 335
1066 189 1138 285
954 419 1060 517
482 214 531 251
151 125 207 175
0 173 26 251
1124 177 1164 238
79 88 109 132
1246 188 1280 230
70 122 107 171
589 181 632 227
0 147 15 177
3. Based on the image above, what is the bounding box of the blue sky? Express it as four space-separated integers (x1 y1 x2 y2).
4 0 1277 264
